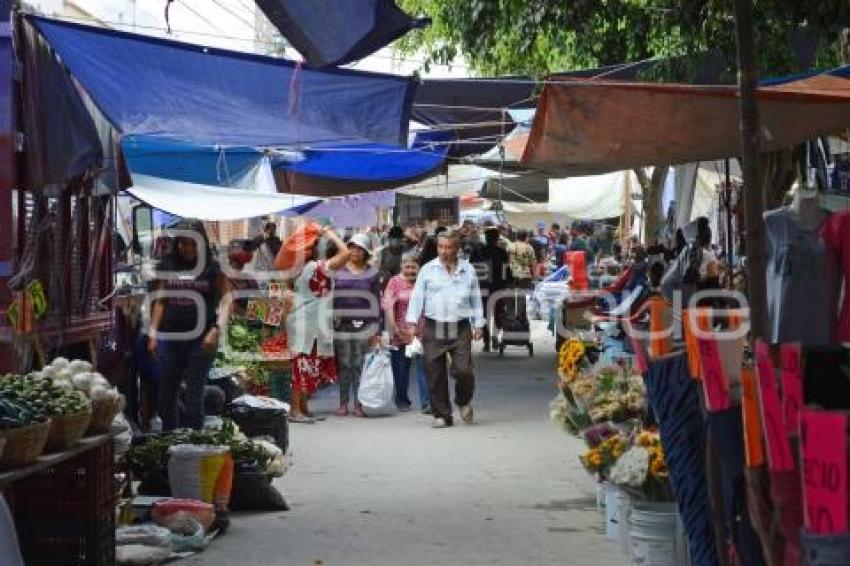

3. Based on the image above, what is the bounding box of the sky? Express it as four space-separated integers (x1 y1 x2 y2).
26 0 468 78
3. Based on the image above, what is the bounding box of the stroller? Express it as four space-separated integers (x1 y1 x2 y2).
494 287 533 357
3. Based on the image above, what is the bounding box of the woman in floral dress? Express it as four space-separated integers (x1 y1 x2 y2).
285 226 350 423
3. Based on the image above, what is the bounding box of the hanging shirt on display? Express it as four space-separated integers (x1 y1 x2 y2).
764 207 838 346
821 211 850 343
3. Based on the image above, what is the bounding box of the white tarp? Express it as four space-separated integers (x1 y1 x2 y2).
547 171 637 220
396 164 490 198
127 175 321 221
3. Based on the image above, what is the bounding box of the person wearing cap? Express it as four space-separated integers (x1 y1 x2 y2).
406 230 485 428
333 232 382 417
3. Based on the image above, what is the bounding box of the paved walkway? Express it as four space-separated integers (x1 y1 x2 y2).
194 323 625 566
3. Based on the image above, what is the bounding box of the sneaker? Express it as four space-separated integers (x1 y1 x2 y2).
459 404 474 424
431 417 453 428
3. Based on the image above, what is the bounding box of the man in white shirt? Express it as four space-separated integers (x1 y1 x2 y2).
406 231 485 428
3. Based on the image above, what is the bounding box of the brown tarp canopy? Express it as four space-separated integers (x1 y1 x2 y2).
522 74 850 175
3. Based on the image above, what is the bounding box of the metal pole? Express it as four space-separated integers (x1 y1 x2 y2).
724 159 734 284
733 0 767 341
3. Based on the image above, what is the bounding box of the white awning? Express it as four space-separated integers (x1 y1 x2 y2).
547 171 637 220
127 175 321 221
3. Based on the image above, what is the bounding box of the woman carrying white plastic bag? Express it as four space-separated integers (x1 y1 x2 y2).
357 348 396 416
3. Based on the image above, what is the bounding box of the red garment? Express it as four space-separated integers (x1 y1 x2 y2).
822 212 850 342
381 274 418 346
292 345 337 394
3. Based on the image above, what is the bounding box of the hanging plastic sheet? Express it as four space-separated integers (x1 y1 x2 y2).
28 15 415 148
125 175 320 221
18 18 102 191
413 77 536 157
272 131 448 197
523 67 850 176
254 0 429 68
547 171 637 220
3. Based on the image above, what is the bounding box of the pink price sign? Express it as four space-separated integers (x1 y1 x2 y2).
801 409 848 534
697 336 731 412
755 340 795 472
780 343 804 436
631 337 649 374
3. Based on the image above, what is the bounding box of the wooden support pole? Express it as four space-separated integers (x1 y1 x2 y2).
733 0 767 341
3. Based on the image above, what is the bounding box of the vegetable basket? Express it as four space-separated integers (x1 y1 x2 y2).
0 420 50 468
87 395 122 435
45 409 92 452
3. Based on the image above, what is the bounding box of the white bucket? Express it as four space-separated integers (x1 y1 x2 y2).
628 502 684 566
605 484 632 547
596 483 606 512
617 489 632 553
604 484 619 541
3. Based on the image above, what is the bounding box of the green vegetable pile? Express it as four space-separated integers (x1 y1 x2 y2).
0 374 90 429
128 419 272 475
217 317 270 392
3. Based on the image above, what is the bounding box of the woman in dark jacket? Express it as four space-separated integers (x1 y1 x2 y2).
148 219 232 431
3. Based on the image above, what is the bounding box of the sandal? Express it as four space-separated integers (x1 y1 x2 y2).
337 404 349 417
354 404 367 418
290 414 316 424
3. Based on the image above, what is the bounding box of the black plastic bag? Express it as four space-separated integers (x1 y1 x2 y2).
226 405 288 451
229 462 289 512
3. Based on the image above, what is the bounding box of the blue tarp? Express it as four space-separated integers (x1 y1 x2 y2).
255 0 429 68
276 129 450 181
28 16 450 195
29 15 415 148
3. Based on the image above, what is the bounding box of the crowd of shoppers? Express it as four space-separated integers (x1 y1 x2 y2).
145 216 633 431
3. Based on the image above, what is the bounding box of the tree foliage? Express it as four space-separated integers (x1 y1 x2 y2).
397 1 850 78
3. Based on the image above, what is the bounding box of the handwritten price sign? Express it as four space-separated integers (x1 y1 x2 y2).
697 336 731 412
741 368 765 467
801 409 848 534
780 343 804 436
755 340 795 472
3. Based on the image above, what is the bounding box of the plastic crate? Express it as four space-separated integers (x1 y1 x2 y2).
268 364 292 404
7 440 116 565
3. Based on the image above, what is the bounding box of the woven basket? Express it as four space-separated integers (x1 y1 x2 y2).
86 396 122 435
45 410 92 453
0 420 50 469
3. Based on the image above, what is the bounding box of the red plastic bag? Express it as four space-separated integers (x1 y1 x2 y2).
565 251 589 291
274 223 323 273
151 499 215 532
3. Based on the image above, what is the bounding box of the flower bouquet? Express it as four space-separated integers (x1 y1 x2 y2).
549 393 592 436
609 429 673 502
579 425 630 481
557 338 592 384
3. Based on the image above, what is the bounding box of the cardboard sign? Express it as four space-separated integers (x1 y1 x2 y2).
755 340 795 471
697 336 731 411
631 336 649 374
780 343 804 436
801 410 848 534
245 300 260 321
741 368 765 468
247 299 283 327
268 282 283 300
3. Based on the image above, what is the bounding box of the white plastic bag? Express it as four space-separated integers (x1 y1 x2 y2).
405 338 423 358
357 349 395 415
116 524 172 548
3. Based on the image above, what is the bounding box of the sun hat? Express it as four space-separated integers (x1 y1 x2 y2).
347 232 373 255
